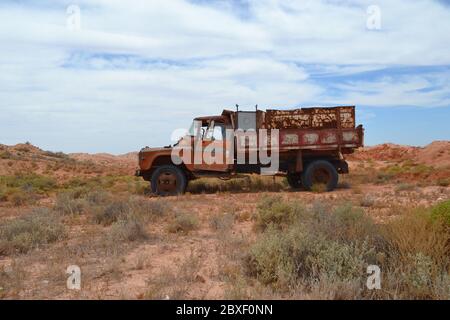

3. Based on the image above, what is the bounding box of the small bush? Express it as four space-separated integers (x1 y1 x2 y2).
0 208 66 255
243 200 450 298
145 252 201 299
0 174 57 195
210 213 234 231
109 217 147 242
383 209 449 266
94 201 129 226
43 151 68 159
128 198 168 219
0 151 13 159
255 196 305 231
326 203 379 245
93 198 167 226
9 189 39 207
430 200 450 226
437 178 449 187
246 224 376 287
167 213 199 234
54 192 86 216
85 189 112 206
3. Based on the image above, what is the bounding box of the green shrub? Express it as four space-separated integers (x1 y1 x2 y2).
0 174 57 195
0 151 13 159
383 209 449 266
0 208 66 255
246 224 376 287
324 203 379 245
9 189 39 207
430 200 450 226
0 186 7 202
255 196 305 231
245 225 295 285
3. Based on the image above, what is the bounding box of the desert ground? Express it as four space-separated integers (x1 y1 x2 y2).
0 141 449 299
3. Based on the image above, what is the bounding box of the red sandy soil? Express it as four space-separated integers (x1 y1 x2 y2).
0 143 138 177
348 141 450 168
0 141 449 299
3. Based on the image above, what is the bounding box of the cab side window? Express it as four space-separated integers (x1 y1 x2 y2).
212 124 224 141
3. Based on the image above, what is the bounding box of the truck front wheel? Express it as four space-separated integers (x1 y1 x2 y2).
151 165 187 196
301 160 338 191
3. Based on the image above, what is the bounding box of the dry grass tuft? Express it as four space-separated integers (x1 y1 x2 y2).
145 252 202 299
167 212 199 234
0 208 66 255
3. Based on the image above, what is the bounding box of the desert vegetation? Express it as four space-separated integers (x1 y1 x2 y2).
0 142 449 299
243 197 449 299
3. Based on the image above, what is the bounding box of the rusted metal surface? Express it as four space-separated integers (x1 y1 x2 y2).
263 106 356 130
194 115 230 125
156 169 178 193
278 127 363 151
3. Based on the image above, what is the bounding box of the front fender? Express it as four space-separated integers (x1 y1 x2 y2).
139 149 174 171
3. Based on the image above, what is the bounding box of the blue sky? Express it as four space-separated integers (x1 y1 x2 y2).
0 0 449 154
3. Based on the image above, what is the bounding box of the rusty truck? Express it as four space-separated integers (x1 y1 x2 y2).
136 106 364 196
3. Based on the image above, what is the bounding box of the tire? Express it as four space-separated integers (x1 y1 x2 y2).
286 173 302 189
301 160 338 191
150 165 187 196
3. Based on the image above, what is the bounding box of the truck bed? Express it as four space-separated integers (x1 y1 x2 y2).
252 106 363 153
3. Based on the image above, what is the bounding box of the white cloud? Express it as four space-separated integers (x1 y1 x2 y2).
0 0 449 152
322 73 450 107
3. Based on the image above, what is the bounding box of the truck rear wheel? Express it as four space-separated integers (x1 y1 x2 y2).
151 165 187 196
287 173 302 189
301 160 338 191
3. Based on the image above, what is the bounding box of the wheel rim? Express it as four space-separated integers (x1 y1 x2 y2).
157 171 178 193
312 168 331 185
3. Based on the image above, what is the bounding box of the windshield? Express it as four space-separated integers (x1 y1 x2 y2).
188 121 195 136
188 120 208 138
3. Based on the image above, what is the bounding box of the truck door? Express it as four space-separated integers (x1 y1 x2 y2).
193 121 231 172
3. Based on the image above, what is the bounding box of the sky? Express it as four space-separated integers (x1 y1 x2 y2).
0 0 449 154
